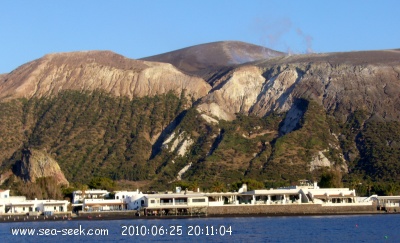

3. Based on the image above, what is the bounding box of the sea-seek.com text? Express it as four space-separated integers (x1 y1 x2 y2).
10 224 108 236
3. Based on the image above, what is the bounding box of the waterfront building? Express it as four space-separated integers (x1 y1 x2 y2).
375 196 400 211
81 190 144 211
0 190 69 214
83 198 125 211
143 192 209 208
72 189 109 204
241 188 302 205
73 181 378 215
142 190 209 216
115 190 145 210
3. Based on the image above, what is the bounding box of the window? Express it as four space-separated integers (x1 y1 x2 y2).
192 198 206 203
23 207 25 211
175 198 187 203
150 200 155 204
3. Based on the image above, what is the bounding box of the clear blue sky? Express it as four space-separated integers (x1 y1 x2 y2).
0 0 399 73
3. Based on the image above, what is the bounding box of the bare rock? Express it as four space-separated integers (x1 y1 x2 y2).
0 51 211 102
196 50 400 122
13 149 69 186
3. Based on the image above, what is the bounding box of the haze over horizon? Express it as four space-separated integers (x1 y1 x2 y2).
1 0 399 74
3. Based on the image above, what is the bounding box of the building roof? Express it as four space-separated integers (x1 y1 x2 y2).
9 202 35 206
312 194 354 198
243 189 300 195
145 193 207 199
377 196 400 200
145 205 206 209
85 202 124 206
43 201 68 205
205 192 239 197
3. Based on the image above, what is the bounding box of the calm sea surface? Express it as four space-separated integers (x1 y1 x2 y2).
1 214 399 242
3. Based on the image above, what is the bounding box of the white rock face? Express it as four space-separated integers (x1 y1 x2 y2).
170 133 184 152
176 139 193 157
309 151 331 171
250 69 299 116
200 113 219 124
198 67 300 121
162 131 193 157
197 103 234 120
162 132 176 148
197 66 265 120
280 104 304 134
176 162 192 180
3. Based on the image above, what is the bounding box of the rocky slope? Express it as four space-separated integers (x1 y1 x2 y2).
0 42 399 193
0 51 210 102
12 148 69 185
198 50 400 123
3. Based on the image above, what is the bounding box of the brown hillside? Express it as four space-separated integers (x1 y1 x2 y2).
140 41 285 78
0 51 210 101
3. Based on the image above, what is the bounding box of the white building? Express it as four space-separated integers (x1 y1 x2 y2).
115 190 145 210
81 190 145 211
143 193 209 209
83 198 124 211
301 187 357 204
0 190 10 199
68 181 376 214
375 196 400 211
241 188 302 205
0 190 69 214
72 189 109 204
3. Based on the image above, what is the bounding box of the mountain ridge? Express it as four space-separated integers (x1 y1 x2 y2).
0 41 399 196
140 41 285 80
0 50 211 102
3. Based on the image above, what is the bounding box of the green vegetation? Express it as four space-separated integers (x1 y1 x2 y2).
318 170 343 188
2 175 64 200
262 99 343 183
0 91 399 197
356 121 400 181
88 177 117 191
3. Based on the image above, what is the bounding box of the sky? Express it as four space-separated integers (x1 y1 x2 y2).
0 0 399 74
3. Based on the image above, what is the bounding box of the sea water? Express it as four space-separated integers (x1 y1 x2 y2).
1 214 399 242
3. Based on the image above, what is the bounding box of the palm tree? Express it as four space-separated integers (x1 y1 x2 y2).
210 181 226 192
386 183 398 196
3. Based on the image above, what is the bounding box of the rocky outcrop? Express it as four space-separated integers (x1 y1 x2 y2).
309 151 332 171
13 149 69 185
0 51 211 102
197 50 400 122
162 131 193 157
197 66 266 120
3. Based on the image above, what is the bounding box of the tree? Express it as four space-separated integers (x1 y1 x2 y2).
88 177 116 191
319 170 342 188
385 182 398 196
210 181 226 192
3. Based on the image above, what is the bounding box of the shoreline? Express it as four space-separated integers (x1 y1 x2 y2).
0 210 395 223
